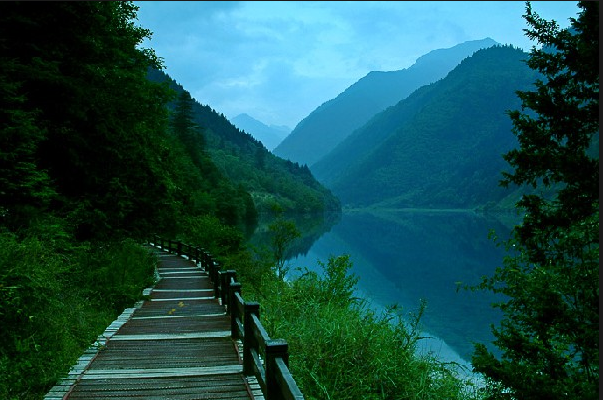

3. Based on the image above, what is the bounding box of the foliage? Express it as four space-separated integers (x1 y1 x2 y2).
166 89 258 229
170 91 207 169
470 2 599 399
267 210 301 280
0 62 55 230
0 1 261 240
0 224 156 400
179 214 245 258
257 254 482 400
0 1 171 238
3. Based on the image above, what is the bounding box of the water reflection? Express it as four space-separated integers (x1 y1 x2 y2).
269 209 515 368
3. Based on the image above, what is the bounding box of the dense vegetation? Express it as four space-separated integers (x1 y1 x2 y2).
244 253 485 400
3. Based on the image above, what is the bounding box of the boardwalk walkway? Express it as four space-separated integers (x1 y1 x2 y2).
45 245 262 399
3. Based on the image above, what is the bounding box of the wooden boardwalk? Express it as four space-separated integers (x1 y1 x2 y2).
45 246 262 400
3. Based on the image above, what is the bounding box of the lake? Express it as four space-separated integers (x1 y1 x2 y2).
277 209 517 372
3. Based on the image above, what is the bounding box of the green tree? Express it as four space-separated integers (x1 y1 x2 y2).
170 90 207 168
267 205 301 279
472 2 599 399
0 65 55 229
0 2 174 238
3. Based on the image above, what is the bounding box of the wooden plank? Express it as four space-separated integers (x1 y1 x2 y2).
131 313 225 320
80 365 243 379
149 296 215 301
151 288 213 292
110 331 231 340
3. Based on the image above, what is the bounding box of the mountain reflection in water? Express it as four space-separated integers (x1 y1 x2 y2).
279 209 515 369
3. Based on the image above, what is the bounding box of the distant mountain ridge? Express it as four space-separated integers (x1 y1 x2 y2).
230 113 290 151
272 38 499 166
147 69 340 215
313 45 541 209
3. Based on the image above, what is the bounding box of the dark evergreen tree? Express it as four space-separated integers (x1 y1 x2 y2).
0 57 55 230
472 2 599 399
171 90 207 169
0 2 174 238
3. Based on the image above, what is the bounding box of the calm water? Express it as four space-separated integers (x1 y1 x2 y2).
280 209 516 370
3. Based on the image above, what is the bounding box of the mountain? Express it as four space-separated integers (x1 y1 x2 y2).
147 69 340 216
230 113 290 151
313 45 541 209
272 38 499 167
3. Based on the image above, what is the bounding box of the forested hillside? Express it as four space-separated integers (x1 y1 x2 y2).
314 45 542 209
147 69 339 217
0 2 259 240
273 38 498 167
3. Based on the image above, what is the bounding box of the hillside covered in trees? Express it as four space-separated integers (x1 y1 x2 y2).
273 38 498 167
312 45 544 210
0 2 339 240
147 69 340 218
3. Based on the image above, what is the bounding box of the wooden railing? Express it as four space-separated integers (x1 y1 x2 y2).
150 235 305 400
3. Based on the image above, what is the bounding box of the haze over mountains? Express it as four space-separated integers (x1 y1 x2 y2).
159 37 572 213
230 113 290 151
313 45 540 209
250 39 555 211
272 38 499 167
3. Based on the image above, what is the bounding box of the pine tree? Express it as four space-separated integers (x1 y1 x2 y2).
472 2 599 399
170 91 207 169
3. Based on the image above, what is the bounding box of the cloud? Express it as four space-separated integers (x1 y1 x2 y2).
134 1 579 128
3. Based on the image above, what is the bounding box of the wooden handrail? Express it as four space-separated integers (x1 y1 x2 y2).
150 235 304 400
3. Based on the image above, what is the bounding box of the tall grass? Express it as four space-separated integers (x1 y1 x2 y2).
239 254 483 400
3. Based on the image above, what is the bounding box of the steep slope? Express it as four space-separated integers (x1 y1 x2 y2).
230 113 290 151
321 45 540 209
147 69 340 216
272 38 499 167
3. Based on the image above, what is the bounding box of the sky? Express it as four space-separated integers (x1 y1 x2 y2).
134 1 579 130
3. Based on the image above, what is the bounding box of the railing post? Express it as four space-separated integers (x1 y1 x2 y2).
204 251 211 272
243 302 260 376
190 246 197 264
200 251 207 270
221 270 237 309
266 339 289 400
229 282 242 338
212 261 220 296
